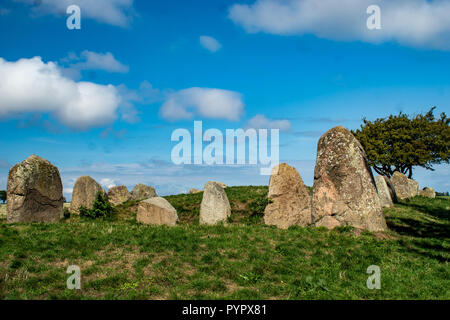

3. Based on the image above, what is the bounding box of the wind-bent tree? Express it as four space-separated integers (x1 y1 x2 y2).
0 190 6 204
353 107 450 179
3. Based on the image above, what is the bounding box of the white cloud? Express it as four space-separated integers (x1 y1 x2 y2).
62 177 115 197
199 35 222 52
0 56 122 130
99 178 117 189
74 51 129 73
245 114 291 132
159 87 244 121
59 159 271 199
60 51 129 80
229 0 450 50
116 81 162 124
117 81 161 105
15 0 135 27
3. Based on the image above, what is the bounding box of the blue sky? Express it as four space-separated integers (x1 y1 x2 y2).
0 0 449 198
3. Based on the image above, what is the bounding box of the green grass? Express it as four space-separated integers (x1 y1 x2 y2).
0 187 448 300
164 186 269 224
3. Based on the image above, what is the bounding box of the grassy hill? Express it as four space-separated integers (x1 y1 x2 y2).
0 186 448 300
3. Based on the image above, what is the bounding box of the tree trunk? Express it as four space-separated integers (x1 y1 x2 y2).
408 165 413 179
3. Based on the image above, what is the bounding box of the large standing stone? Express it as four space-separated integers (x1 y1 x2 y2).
131 184 157 201
390 172 419 200
375 175 397 208
419 187 436 198
264 163 312 229
137 197 178 226
70 176 105 214
312 126 387 231
199 181 231 225
108 186 131 206
7 155 63 223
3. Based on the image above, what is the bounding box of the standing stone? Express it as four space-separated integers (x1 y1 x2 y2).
199 181 231 225
419 187 436 198
390 172 419 200
189 188 202 194
108 186 131 206
375 175 397 208
7 155 63 223
385 176 398 203
312 126 387 231
212 182 227 189
264 163 312 229
70 176 105 214
131 184 157 201
137 197 178 226
408 179 419 198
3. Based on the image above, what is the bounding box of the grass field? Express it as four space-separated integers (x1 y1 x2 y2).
0 187 448 300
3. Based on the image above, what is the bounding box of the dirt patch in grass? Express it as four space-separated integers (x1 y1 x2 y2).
224 279 241 293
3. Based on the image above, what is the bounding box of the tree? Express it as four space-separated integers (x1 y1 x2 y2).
79 192 114 219
0 190 6 204
353 107 449 179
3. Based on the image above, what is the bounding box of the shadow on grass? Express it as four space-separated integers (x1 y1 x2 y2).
407 240 449 263
399 237 449 263
386 216 450 239
399 201 450 222
386 199 450 263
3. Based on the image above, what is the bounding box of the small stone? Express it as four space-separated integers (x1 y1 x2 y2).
390 172 419 200
108 186 131 206
419 187 436 198
131 184 157 201
137 197 178 226
0 204 6 219
199 181 231 225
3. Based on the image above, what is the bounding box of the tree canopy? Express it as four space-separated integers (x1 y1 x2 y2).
0 190 6 204
353 107 449 178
